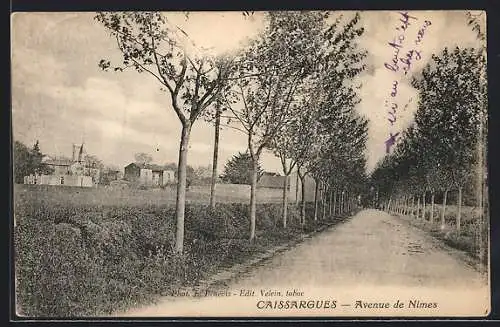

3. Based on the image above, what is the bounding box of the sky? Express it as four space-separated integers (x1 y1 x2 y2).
11 11 485 174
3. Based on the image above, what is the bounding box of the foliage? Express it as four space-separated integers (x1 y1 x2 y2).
13 141 32 184
14 197 353 317
220 152 264 185
371 46 486 202
134 152 153 165
370 45 487 248
95 11 237 253
95 12 235 123
99 167 121 185
13 140 54 183
465 11 486 42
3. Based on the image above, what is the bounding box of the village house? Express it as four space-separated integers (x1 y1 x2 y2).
124 162 176 187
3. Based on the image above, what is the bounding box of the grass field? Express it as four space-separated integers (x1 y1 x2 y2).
14 182 344 317
13 183 287 208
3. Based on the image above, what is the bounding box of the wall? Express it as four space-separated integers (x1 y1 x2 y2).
124 164 140 182
163 170 175 184
288 172 318 202
139 169 153 186
24 174 93 187
189 183 251 196
189 181 319 203
152 171 161 186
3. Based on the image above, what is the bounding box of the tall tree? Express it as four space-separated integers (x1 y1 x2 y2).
13 140 54 183
30 141 54 176
13 141 32 184
372 45 486 238
220 152 263 185
269 81 322 227
225 11 328 240
411 47 486 230
96 12 235 253
209 102 222 208
134 152 153 165
268 12 367 228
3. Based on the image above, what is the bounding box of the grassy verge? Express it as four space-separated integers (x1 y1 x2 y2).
395 207 488 267
14 193 355 317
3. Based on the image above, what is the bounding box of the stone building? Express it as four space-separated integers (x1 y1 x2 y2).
124 163 176 187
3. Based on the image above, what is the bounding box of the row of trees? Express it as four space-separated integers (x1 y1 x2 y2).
96 11 369 253
370 44 487 232
263 12 369 230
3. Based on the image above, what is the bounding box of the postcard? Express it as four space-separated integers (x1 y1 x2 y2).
11 10 489 318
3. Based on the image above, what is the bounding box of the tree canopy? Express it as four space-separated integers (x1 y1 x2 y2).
13 140 54 183
220 152 264 185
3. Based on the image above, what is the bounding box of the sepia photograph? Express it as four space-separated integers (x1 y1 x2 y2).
11 10 489 318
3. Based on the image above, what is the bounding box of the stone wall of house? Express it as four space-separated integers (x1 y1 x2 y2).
163 170 175 184
139 168 153 186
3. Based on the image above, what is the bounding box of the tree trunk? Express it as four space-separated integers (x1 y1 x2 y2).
322 184 327 220
387 197 392 213
313 179 319 221
340 191 344 214
249 159 258 241
411 196 415 217
349 195 352 212
209 106 221 209
457 186 462 231
346 193 349 212
430 192 435 224
295 172 300 206
416 196 420 219
282 174 289 228
346 194 349 213
174 124 191 254
299 173 306 225
329 189 333 216
333 190 337 216
422 193 426 221
409 196 413 216
441 189 448 228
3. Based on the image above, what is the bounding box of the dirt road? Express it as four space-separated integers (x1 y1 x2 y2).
118 209 489 317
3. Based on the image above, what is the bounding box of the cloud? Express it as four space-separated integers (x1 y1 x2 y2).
165 12 265 56
11 11 485 174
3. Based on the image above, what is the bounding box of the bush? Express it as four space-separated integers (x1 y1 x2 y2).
15 200 342 317
403 207 488 266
